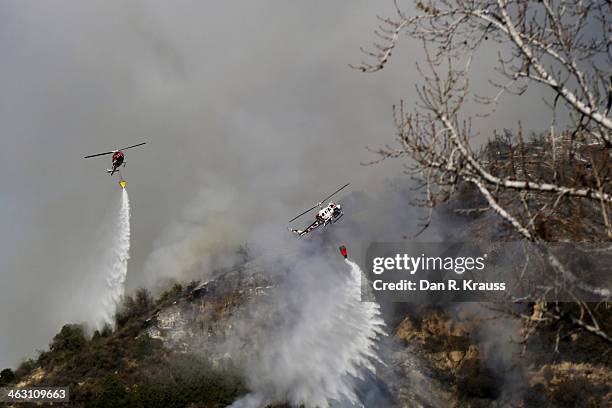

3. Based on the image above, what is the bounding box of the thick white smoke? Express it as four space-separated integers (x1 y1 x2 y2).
98 188 131 327
226 256 386 408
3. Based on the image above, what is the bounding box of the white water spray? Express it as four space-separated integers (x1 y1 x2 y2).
227 256 386 408
99 188 130 326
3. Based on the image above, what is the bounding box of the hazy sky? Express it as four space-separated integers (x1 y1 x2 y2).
0 1 552 368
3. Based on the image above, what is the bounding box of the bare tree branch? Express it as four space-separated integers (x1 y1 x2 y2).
355 0 612 342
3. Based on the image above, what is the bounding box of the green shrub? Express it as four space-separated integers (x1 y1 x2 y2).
158 282 183 305
92 323 114 341
89 374 130 408
129 335 163 359
129 359 247 408
50 324 86 354
115 288 155 328
13 358 36 380
0 368 15 385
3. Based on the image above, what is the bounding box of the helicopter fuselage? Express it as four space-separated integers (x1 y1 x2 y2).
316 202 342 224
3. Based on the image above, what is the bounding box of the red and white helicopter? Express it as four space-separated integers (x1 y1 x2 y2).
288 183 350 237
84 142 146 176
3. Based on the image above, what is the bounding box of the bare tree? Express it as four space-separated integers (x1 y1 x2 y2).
354 0 611 341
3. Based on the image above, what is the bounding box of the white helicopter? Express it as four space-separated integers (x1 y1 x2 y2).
288 183 350 237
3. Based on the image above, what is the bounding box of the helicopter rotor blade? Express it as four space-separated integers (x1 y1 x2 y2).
320 183 350 204
84 142 145 158
288 183 350 223
84 151 114 158
116 142 146 151
289 204 319 223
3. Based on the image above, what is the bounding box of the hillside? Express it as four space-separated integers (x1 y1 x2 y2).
2 135 611 407
3 257 610 407
0 272 255 407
